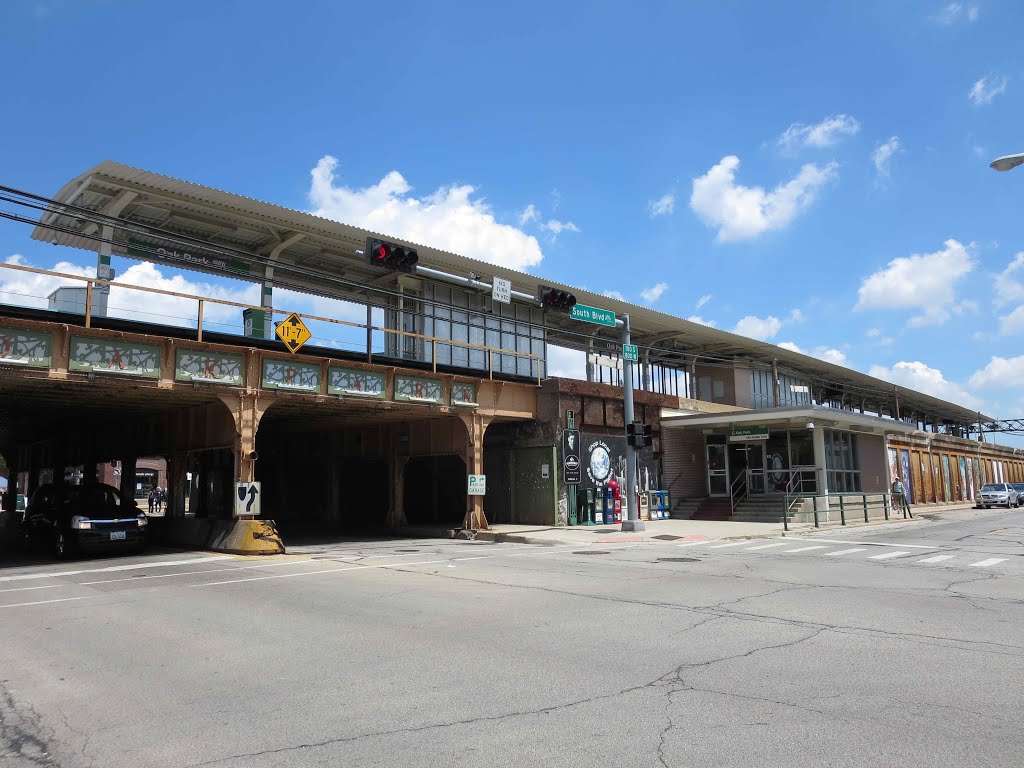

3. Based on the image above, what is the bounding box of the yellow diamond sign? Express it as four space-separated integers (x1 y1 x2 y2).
275 312 312 354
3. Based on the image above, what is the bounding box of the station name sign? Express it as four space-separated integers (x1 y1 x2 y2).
728 426 769 442
127 239 250 273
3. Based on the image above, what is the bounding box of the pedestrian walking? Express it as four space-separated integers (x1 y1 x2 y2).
148 487 156 515
157 487 166 514
892 475 913 518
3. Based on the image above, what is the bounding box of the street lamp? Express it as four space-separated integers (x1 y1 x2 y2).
990 153 1024 172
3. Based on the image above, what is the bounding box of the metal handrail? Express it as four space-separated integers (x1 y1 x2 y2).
0 261 545 385
729 471 748 516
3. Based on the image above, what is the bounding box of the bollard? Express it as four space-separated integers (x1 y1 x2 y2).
812 496 819 528
863 493 869 523
884 492 890 520
840 495 846 526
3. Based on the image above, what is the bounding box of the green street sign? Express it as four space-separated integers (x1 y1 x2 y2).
570 304 616 327
623 344 639 362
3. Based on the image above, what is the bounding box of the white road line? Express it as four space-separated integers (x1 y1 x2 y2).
675 541 711 547
0 584 61 594
797 539 935 549
708 541 751 549
194 557 471 587
917 555 956 564
0 556 230 583
868 551 911 560
0 596 94 610
782 546 828 553
969 558 1008 568
745 543 789 551
824 549 867 556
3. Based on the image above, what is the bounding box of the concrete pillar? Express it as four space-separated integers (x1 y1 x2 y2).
166 453 189 518
812 425 829 513
119 456 137 500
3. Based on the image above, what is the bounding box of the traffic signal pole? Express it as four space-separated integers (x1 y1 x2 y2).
620 313 645 532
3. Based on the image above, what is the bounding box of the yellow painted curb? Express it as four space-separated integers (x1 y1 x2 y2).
208 519 286 556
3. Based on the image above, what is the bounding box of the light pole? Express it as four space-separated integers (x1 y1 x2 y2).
990 153 1024 172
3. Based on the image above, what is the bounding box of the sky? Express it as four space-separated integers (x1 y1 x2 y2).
0 1 1023 441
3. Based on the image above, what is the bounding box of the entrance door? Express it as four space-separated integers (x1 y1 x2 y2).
731 442 766 494
706 442 728 496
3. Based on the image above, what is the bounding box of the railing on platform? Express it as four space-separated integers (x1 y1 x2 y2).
0 262 544 385
783 489 899 531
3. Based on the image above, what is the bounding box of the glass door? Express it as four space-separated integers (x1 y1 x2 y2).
706 442 728 496
744 443 766 494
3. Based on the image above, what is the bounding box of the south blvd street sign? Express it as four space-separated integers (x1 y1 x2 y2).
570 304 616 327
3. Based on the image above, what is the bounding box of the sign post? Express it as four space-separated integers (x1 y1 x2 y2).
468 474 487 496
620 314 644 532
234 482 261 518
622 344 638 362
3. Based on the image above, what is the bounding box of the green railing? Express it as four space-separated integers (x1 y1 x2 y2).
784 491 902 530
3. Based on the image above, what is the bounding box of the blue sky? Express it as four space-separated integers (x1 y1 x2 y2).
1 1 1023 434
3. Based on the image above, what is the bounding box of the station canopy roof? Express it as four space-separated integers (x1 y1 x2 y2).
30 161 991 427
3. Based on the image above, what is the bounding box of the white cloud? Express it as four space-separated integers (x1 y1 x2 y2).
518 204 540 225
969 75 1008 106
866 327 881 338
640 282 669 304
687 315 717 327
602 289 626 301
995 252 1024 308
696 293 712 310
855 239 977 326
546 344 586 379
648 193 676 218
872 136 901 180
999 306 1024 335
690 155 838 242
934 3 979 24
788 308 804 323
733 315 782 341
869 361 981 409
539 219 580 236
777 114 861 151
777 340 849 367
308 155 543 271
970 356 1024 389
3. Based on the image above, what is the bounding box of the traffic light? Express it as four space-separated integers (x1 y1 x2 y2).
539 285 577 312
365 237 418 273
626 421 654 448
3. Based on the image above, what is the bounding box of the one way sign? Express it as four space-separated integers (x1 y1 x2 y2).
235 482 261 517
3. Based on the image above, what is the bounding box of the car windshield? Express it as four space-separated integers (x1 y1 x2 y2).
66 485 124 513
980 484 1005 492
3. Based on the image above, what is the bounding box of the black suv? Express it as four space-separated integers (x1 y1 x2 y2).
22 483 148 558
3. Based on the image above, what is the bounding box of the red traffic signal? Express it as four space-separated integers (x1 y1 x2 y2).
539 285 577 312
365 238 418 273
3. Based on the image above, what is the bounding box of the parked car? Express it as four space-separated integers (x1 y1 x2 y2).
1011 483 1024 506
22 483 147 558
977 482 1020 509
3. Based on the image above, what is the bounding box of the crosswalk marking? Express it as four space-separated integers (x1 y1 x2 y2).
746 542 789 551
868 551 911 560
782 546 828 553
824 548 867 556
707 541 751 549
917 555 956 564
675 541 710 548
969 558 1007 568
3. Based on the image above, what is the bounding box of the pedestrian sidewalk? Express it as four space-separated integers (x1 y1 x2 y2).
401 501 983 548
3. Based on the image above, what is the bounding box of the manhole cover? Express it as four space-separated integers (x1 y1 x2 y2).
573 550 611 555
651 534 683 541
656 557 700 563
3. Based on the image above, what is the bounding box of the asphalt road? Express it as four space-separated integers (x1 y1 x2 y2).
1 506 1022 767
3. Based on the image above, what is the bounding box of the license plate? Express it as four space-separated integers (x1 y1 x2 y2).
110 531 127 541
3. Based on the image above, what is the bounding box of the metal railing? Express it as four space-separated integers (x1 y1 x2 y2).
781 468 819 531
729 471 748 516
0 262 544 385
784 489 900 531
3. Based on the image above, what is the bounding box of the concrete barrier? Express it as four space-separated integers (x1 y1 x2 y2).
148 517 285 555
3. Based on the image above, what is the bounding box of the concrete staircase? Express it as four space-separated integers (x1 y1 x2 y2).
677 495 793 522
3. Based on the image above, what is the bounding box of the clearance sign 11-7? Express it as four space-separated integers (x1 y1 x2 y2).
728 426 769 442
